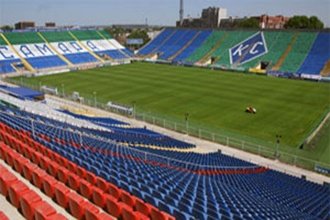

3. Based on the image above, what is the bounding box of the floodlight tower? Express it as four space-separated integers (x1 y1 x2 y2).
179 0 184 26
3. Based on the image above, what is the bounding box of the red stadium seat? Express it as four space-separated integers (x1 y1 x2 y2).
66 161 78 174
86 172 97 185
31 169 47 189
67 191 86 219
105 195 123 218
150 207 174 220
76 166 87 179
120 190 136 207
94 212 114 220
135 198 152 217
67 173 80 191
19 191 43 220
39 156 51 170
8 181 30 208
96 176 109 191
0 169 18 197
92 187 108 208
108 184 122 199
47 161 59 177
57 167 69 184
13 156 26 174
83 202 100 220
122 205 150 220
54 183 70 209
79 179 93 199
0 212 9 220
41 175 58 198
22 163 38 182
34 203 58 220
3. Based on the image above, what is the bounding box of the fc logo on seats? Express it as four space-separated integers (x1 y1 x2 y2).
229 32 268 65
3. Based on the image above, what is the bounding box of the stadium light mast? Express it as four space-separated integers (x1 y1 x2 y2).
179 0 184 26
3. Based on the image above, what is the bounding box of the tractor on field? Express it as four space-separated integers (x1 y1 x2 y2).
245 106 257 114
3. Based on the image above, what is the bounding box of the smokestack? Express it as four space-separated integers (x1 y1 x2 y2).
179 0 184 26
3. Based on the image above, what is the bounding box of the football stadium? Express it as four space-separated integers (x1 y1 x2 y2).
0 1 329 220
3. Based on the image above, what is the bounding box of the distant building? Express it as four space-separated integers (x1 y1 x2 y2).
177 7 227 28
15 21 35 30
45 22 56 27
256 15 290 29
219 14 290 29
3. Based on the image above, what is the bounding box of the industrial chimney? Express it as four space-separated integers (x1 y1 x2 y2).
179 0 184 26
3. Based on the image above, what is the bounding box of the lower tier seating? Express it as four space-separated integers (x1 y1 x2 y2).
0 107 328 220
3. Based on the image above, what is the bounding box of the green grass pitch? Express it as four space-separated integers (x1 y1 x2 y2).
17 62 330 163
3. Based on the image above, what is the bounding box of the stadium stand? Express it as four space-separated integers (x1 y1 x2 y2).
298 32 330 75
139 28 330 76
3 32 68 70
0 29 131 74
0 96 329 220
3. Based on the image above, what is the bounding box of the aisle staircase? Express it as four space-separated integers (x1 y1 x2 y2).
272 33 299 71
168 31 202 61
320 60 330 76
146 30 178 57
68 32 104 63
197 33 227 65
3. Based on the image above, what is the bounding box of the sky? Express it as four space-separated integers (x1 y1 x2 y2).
0 0 329 27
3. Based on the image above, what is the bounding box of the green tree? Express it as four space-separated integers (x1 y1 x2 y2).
238 18 259 28
127 29 150 46
0 25 13 31
285 16 324 29
308 16 324 29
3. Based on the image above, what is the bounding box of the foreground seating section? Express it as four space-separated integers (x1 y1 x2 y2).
0 122 174 220
0 106 329 220
0 161 67 220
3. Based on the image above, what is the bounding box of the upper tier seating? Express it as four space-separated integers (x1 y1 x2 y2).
298 32 330 75
70 30 104 41
3 32 44 44
40 31 75 42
